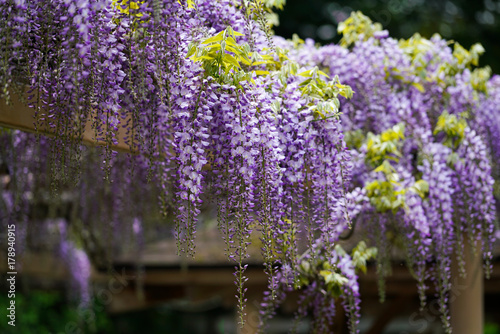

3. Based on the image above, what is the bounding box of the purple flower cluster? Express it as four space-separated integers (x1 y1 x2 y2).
264 240 362 334
58 219 91 308
278 13 498 333
2 0 356 329
1 3 500 334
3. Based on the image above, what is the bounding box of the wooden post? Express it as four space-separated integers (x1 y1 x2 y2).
450 239 483 334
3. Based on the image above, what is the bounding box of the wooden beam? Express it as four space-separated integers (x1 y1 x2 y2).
365 295 411 334
0 91 131 152
116 267 269 286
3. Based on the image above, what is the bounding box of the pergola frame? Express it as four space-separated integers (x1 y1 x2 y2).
0 94 485 333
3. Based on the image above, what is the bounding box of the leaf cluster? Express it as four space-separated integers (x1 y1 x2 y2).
453 42 485 68
188 27 287 87
112 0 144 16
365 123 405 167
241 0 286 28
298 67 353 120
364 123 429 213
470 66 491 93
188 27 253 84
398 33 490 91
337 11 383 48
433 112 467 148
296 242 377 297
351 241 378 274
344 129 365 150
398 33 446 85
365 179 406 213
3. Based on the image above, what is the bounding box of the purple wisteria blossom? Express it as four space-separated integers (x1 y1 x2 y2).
1 3 499 334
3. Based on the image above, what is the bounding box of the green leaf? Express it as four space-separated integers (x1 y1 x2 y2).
251 60 271 66
224 36 238 47
300 260 311 273
352 241 377 274
317 70 330 78
298 69 313 77
411 82 425 93
223 53 240 69
254 70 270 76
271 100 281 114
414 180 429 194
202 31 225 45
374 160 390 174
319 270 333 282
334 244 347 257
446 152 459 166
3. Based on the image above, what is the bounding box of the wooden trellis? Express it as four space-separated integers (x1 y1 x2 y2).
0 95 485 334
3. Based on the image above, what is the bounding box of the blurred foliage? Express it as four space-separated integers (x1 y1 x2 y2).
0 290 113 334
0 289 232 333
485 321 500 334
275 0 500 73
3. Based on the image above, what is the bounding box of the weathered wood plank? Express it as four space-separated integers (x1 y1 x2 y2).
0 92 131 152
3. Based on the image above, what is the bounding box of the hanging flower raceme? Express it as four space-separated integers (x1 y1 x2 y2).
280 11 498 334
1 0 360 330
2 2 500 334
